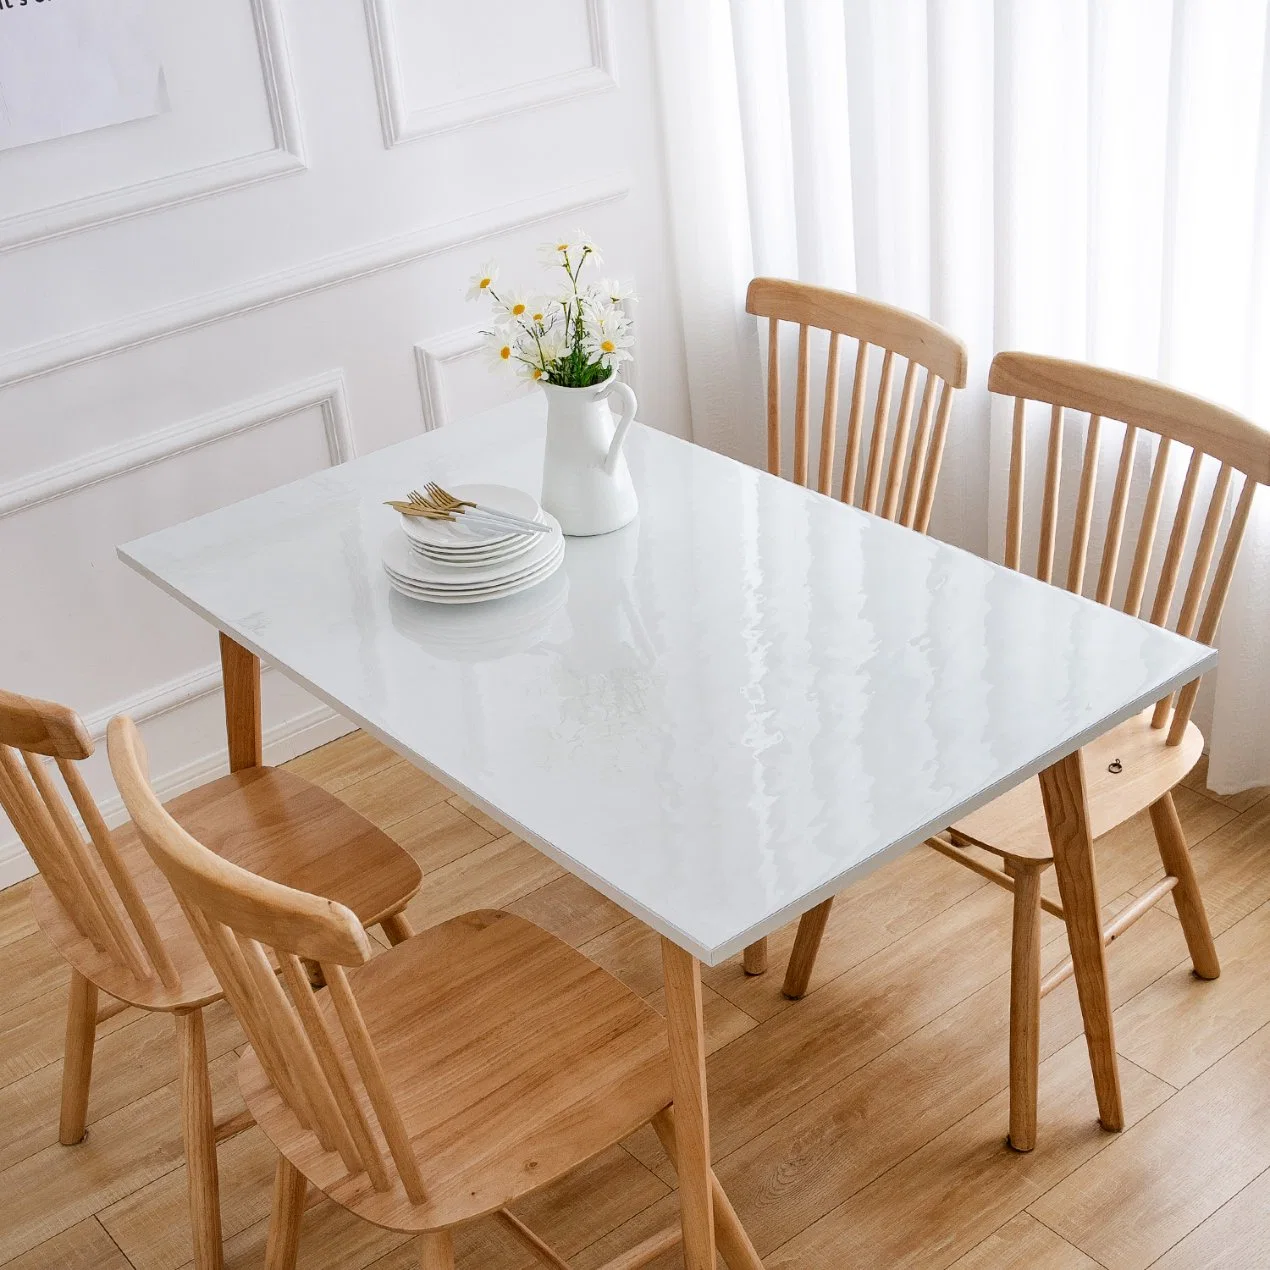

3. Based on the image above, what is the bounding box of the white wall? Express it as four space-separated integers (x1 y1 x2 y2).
0 0 690 885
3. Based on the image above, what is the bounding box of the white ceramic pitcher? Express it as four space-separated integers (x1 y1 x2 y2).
539 378 638 536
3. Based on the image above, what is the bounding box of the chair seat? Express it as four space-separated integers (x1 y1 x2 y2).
952 707 1204 862
31 766 422 1012
241 909 673 1232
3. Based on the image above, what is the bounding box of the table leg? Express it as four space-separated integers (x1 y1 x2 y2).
651 1109 763 1269
661 937 717 1269
1037 749 1124 1132
220 633 262 772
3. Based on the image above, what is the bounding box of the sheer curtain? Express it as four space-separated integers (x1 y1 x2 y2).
652 0 1270 793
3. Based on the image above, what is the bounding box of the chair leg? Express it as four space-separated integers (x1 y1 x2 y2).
742 937 768 975
782 897 834 999
1149 791 1220 980
418 1230 455 1269
177 1009 224 1270
1004 859 1045 1152
59 970 98 1145
380 912 415 947
1041 754 1124 1133
264 1155 307 1270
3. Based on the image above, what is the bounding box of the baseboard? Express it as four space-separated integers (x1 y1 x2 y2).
0 704 355 890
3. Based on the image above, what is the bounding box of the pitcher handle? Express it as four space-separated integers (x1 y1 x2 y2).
600 380 637 475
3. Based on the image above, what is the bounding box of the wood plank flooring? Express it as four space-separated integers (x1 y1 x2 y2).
0 733 1267 1267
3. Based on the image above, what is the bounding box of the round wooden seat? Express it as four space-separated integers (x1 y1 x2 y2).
241 908 673 1232
30 766 423 1012
952 709 1205 861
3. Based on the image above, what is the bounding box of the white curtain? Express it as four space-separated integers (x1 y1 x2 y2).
652 0 1270 793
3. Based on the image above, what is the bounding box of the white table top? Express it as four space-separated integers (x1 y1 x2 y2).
120 401 1215 965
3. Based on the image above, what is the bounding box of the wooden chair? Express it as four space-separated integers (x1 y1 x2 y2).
782 352 1270 1150
0 687 423 1269
108 713 764 1270
742 277 970 978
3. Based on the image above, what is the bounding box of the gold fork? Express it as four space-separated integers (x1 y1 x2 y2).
383 498 456 520
409 486 549 535
422 483 476 511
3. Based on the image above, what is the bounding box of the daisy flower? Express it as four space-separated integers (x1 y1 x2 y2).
496 291 532 323
581 309 634 373
599 277 636 305
538 329 570 364
570 228 602 267
482 325 519 370
466 262 500 302
537 237 573 267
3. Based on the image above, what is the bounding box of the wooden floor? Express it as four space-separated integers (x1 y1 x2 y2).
2 733 1269 1268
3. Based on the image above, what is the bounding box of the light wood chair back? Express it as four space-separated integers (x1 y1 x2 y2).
0 688 180 991
746 277 969 529
108 714 428 1204
991 352 1270 746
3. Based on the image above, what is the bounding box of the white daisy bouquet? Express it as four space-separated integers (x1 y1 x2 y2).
468 231 634 388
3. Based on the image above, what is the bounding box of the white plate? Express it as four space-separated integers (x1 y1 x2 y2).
409 533 538 569
386 538 565 597
399 484 543 552
385 548 565 605
387 538 562 595
410 530 534 558
384 512 561 589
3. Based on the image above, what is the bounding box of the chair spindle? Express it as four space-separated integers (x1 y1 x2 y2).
794 324 811 486
1095 423 1139 605
193 907 315 1128
1005 398 1027 570
1148 448 1205 628
766 318 781 478
861 349 896 513
1151 461 1235 729
882 361 920 521
58 757 181 989
817 332 842 495
1067 415 1103 593
324 962 428 1204
1167 474 1258 745
236 932 361 1166
1123 437 1173 617
841 340 871 505
1036 405 1065 583
899 372 938 528
0 747 141 973
278 953 391 1191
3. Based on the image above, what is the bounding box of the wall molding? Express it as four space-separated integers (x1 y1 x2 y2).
0 366 359 885
413 328 485 430
0 0 306 254
0 177 629 392
364 0 616 147
0 370 353 520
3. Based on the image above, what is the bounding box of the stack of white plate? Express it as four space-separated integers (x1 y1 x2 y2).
382 483 565 605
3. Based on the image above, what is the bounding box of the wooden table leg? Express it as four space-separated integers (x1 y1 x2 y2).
220 633 262 772
661 938 717 1269
1038 750 1125 1132
652 1109 763 1269
1004 858 1043 1152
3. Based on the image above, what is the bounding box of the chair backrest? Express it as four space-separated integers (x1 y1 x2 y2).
746 277 969 530
0 688 180 990
990 352 1270 746
108 714 426 1203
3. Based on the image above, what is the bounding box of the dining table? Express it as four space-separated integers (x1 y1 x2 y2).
119 394 1214 1268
